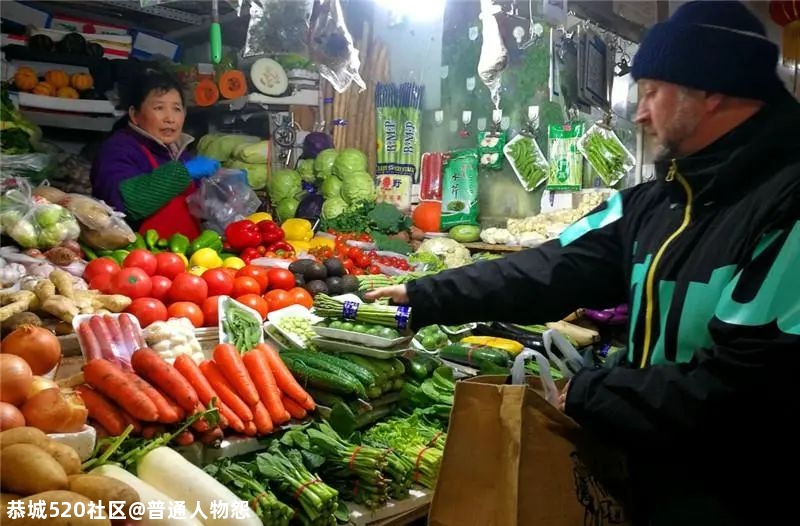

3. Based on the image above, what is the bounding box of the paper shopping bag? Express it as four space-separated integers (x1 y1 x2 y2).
428 350 631 526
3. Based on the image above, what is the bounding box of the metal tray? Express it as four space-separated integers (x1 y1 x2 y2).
312 325 412 349
311 337 410 359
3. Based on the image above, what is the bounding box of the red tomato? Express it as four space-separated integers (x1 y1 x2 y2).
202 268 235 297
342 259 355 274
123 249 158 276
89 273 114 294
169 272 208 304
221 267 238 279
155 252 186 280
112 268 152 299
368 265 381 275
266 268 295 291
264 289 292 312
125 297 168 328
236 294 270 320
351 267 364 276
201 296 221 327
236 265 270 293
149 275 172 301
348 247 363 261
233 276 261 296
288 287 313 309
84 257 120 283
167 301 204 328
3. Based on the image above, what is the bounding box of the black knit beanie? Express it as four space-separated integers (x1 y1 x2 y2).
631 0 784 101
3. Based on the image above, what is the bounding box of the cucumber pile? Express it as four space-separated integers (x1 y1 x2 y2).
414 325 449 351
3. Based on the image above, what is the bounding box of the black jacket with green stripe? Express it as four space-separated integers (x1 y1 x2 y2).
406 90 800 524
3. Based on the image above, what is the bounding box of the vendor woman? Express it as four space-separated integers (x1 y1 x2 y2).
90 70 219 239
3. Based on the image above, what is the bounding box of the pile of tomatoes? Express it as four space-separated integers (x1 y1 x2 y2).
307 232 410 275
83 249 312 329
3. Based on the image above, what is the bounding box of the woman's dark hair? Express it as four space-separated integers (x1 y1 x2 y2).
112 69 185 132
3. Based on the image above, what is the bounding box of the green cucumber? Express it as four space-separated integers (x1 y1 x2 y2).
283 351 377 389
440 343 510 368
280 355 365 397
341 354 389 383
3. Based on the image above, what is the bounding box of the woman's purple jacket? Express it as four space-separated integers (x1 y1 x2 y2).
90 127 192 212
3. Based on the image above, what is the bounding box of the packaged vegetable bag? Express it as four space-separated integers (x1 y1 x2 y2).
504 133 549 191
477 130 506 170
440 150 480 230
547 122 585 192
577 123 636 187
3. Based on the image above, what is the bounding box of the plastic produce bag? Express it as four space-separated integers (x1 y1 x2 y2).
504 134 549 191
308 0 365 93
244 0 313 56
440 150 480 230
186 169 261 234
0 153 56 185
0 177 80 249
577 123 636 187
547 122 585 192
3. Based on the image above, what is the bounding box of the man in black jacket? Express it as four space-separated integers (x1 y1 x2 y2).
367 2 800 524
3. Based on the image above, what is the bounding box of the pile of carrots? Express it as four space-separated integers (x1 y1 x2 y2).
76 343 316 447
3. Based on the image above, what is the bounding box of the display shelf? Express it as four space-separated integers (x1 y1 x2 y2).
22 110 120 132
348 488 433 526
193 90 321 111
461 242 524 253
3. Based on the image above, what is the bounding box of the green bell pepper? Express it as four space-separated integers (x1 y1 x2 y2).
188 229 222 256
129 233 147 251
168 233 190 255
144 229 160 251
156 238 169 250
80 242 98 261
110 249 130 265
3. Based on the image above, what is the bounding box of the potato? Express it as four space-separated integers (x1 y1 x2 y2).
46 441 82 475
68 474 139 512
1 443 68 495
17 490 110 525
0 427 49 450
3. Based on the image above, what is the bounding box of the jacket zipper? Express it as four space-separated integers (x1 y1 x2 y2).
638 160 694 368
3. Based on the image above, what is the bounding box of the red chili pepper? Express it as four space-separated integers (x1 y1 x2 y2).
257 220 285 245
239 247 261 264
267 241 294 253
224 220 262 250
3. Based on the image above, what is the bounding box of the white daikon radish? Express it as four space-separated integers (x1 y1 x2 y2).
91 464 204 526
137 446 260 526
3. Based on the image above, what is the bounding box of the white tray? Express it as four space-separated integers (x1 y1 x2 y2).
311 337 409 359
312 325 411 349
266 304 322 348
218 296 265 347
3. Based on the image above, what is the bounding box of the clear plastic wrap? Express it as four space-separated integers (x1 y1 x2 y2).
0 177 80 249
504 134 549 191
477 0 509 109
308 0 365 93
577 123 636 187
186 169 262 234
0 153 56 185
244 0 313 56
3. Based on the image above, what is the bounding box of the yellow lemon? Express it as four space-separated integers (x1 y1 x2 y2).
190 247 223 269
247 211 273 223
176 253 189 269
223 256 246 270
189 265 207 276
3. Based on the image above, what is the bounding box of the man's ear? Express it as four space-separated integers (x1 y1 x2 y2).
705 93 725 113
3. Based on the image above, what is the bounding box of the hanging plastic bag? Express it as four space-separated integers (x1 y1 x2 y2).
0 153 56 185
477 0 508 109
308 0 365 93
504 133 549 191
577 123 636 187
244 0 313 56
186 169 262 234
547 122 585 192
0 177 80 249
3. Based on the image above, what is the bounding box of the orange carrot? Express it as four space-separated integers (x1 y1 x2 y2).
257 343 315 410
243 348 290 424
154 386 186 423
189 403 212 433
281 395 308 420
199 360 253 422
124 371 180 423
119 409 142 434
75 385 126 436
250 401 274 435
174 355 241 432
243 420 257 437
213 344 259 406
83 359 159 421
173 430 195 446
131 348 199 412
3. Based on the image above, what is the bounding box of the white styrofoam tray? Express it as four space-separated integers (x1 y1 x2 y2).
267 304 322 348
312 337 410 359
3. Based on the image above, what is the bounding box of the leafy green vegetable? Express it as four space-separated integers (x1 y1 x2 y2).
340 171 375 203
268 168 302 202
275 197 300 222
296 158 316 183
321 197 347 220
320 175 343 199
332 148 367 177
371 231 412 255
367 202 411 234
319 201 372 233
314 148 338 177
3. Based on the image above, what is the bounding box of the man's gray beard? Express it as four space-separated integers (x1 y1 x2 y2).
654 142 678 162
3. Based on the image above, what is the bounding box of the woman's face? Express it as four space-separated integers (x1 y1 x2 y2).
129 88 185 145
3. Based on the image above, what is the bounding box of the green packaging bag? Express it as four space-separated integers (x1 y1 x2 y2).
440 149 480 230
478 130 507 171
547 122 585 191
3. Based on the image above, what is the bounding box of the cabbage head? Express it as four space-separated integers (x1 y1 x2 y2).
333 148 367 177
276 198 300 222
227 160 268 190
198 134 260 162
268 169 302 202
341 171 375 204
320 176 343 199
8 219 37 248
232 140 270 164
321 197 347 220
296 159 316 184
314 148 338 177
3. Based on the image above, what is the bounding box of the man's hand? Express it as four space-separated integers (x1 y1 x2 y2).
364 284 409 304
558 379 571 412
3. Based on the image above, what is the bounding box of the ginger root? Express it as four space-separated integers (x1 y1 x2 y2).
33 279 56 303
42 294 80 323
92 295 132 313
49 269 75 300
0 290 39 322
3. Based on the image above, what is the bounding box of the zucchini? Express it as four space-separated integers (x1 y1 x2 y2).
280 355 365 397
440 343 510 368
284 351 377 389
